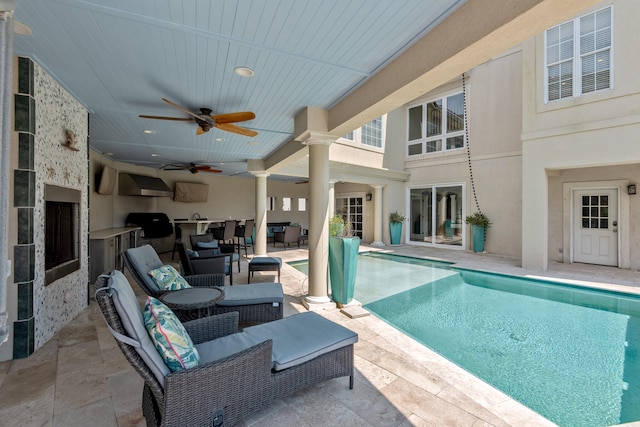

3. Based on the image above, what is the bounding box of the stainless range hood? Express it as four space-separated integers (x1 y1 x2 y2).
118 173 173 197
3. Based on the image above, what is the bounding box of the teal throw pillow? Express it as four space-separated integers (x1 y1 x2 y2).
148 265 191 291
185 248 199 258
196 240 219 250
143 296 200 372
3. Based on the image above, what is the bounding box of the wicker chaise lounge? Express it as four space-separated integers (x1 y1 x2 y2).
96 270 357 427
123 244 283 323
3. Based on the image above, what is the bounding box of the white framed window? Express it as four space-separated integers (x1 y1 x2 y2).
545 6 612 102
361 117 383 148
297 198 307 211
282 197 291 212
407 91 465 157
266 196 276 212
340 115 386 149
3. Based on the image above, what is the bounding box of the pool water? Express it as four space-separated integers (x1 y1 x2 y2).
289 252 640 427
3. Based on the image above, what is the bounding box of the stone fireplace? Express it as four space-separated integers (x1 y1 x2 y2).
5 56 89 360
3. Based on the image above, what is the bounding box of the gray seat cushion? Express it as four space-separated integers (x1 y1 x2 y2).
246 312 357 371
126 245 164 291
196 332 264 365
196 312 358 371
249 256 282 266
105 270 170 385
216 283 283 306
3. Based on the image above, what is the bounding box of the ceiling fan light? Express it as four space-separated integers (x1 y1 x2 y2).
234 66 254 77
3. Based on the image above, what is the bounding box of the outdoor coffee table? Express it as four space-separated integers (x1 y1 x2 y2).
160 287 225 320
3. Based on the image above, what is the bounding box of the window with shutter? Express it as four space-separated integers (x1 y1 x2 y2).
545 6 611 102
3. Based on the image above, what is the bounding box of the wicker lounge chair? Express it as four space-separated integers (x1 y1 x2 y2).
96 270 357 427
123 244 283 323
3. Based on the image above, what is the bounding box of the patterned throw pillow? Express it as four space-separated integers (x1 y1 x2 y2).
148 265 191 291
143 296 200 372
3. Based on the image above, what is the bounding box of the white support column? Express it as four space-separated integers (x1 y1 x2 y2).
370 185 384 246
252 172 269 256
0 3 15 346
328 179 337 218
301 133 336 310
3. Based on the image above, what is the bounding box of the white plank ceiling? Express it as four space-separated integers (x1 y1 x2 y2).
13 0 465 176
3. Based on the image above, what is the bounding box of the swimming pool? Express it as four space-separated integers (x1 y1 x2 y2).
289 252 640 427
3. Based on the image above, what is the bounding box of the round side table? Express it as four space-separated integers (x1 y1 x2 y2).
160 287 224 320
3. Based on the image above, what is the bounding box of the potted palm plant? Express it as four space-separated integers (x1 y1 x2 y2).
389 211 405 245
328 215 360 305
464 211 491 252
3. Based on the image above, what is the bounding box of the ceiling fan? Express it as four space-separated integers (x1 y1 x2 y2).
139 98 258 137
162 163 222 174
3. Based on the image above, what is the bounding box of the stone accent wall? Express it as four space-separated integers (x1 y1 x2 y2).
12 57 89 358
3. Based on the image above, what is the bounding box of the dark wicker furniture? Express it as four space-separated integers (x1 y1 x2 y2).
124 244 283 323
273 225 302 249
248 257 282 284
159 287 224 320
96 271 356 427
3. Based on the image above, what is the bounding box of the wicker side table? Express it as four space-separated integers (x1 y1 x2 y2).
160 287 224 320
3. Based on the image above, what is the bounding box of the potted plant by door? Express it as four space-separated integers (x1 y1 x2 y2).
464 211 491 252
389 211 405 245
328 215 360 305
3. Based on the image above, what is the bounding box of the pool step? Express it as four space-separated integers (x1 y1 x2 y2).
340 305 370 319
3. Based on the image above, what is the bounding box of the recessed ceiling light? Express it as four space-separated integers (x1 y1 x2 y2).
216 137 225 142
143 129 156 134
234 66 254 77
151 153 158 157
248 141 258 145
104 152 113 156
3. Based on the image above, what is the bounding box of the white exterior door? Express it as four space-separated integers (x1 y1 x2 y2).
573 189 618 266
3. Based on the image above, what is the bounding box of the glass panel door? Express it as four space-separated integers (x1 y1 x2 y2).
410 185 463 246
335 196 364 239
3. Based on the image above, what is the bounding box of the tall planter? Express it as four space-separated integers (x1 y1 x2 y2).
389 222 402 245
328 237 360 304
472 225 486 252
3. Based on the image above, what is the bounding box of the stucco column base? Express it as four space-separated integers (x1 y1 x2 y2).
370 241 385 247
302 295 335 311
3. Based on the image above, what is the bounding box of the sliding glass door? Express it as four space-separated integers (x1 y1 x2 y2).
409 184 463 247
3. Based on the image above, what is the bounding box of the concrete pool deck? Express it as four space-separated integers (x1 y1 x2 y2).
0 244 639 426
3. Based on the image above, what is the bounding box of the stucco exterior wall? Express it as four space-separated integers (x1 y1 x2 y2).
387 49 523 255
521 0 640 269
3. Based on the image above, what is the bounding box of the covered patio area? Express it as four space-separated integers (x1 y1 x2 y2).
0 244 637 426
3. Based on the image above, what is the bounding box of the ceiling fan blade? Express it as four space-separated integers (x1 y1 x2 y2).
196 126 207 136
215 123 258 137
200 168 222 173
139 115 193 121
212 111 255 124
161 98 204 121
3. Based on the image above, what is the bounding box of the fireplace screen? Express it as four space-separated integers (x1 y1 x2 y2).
44 185 81 285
